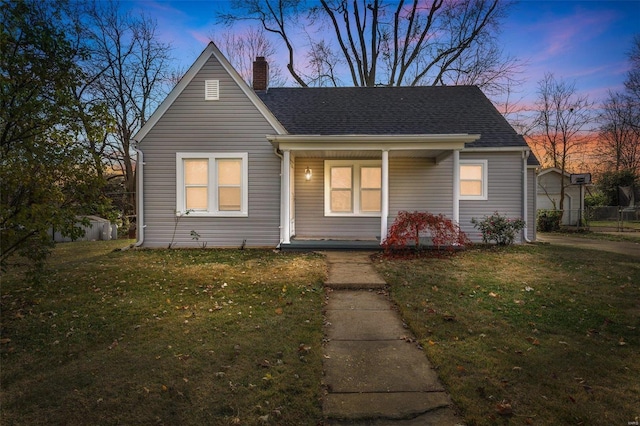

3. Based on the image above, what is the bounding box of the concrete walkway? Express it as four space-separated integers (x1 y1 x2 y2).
537 233 640 258
321 251 462 425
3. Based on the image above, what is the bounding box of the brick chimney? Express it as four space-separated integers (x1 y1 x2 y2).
253 56 269 91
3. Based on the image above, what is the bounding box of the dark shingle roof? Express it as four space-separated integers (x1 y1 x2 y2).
257 86 529 150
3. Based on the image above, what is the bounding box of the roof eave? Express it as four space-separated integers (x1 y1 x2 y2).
267 133 481 152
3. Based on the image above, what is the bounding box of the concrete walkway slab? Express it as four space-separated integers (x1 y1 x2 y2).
324 251 387 289
328 290 392 310
323 392 452 420
321 251 461 424
326 309 407 340
324 340 445 393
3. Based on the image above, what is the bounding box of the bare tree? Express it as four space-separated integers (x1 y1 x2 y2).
212 26 287 87
528 73 595 210
219 0 521 92
220 0 307 86
82 0 174 217
597 91 640 174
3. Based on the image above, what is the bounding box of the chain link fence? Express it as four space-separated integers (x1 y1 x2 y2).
586 206 640 231
537 206 640 232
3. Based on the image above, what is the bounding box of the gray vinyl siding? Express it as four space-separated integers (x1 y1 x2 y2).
140 56 281 248
293 156 456 240
387 156 454 233
294 158 380 239
459 151 525 242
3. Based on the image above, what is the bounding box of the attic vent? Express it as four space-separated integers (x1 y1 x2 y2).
205 80 219 100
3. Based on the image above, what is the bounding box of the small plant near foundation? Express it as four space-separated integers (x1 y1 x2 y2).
471 211 525 245
190 230 207 248
382 211 470 253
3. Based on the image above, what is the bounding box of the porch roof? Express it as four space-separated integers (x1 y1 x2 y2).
266 133 480 158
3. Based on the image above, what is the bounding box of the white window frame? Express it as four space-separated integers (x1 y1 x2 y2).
176 152 248 217
324 160 382 217
459 160 488 200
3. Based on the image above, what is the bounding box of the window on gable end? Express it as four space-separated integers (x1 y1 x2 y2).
176 153 248 216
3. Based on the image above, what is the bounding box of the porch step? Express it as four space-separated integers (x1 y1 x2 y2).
280 238 383 251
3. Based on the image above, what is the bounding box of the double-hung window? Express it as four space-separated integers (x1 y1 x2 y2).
176 153 248 216
459 160 488 200
324 160 381 216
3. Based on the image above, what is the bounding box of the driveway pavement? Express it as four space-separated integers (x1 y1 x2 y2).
536 233 640 259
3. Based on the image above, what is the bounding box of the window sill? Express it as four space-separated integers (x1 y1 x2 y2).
324 213 382 218
176 211 248 218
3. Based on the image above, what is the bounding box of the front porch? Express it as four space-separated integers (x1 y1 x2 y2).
270 134 481 248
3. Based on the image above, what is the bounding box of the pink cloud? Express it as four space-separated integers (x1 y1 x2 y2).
520 8 617 62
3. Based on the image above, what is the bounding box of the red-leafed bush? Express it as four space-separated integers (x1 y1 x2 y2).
382 211 471 253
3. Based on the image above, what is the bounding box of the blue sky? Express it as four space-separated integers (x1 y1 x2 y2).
124 0 639 108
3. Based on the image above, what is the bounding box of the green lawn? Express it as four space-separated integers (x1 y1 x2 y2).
2 241 639 425
375 245 640 425
1 241 327 425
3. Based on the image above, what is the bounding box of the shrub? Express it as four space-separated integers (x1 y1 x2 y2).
382 211 471 252
536 209 562 232
471 212 526 245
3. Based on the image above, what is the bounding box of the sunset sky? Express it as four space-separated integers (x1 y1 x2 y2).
124 0 639 109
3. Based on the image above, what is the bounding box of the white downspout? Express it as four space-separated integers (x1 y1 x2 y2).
453 150 460 224
380 150 389 245
133 145 145 247
522 150 532 243
281 150 291 245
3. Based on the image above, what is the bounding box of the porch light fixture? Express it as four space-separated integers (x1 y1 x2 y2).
304 166 312 181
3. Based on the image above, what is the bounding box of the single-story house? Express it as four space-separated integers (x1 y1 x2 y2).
537 168 587 226
132 42 538 249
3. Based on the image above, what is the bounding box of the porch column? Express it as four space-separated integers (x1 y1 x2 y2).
281 150 291 244
453 149 460 224
380 150 389 245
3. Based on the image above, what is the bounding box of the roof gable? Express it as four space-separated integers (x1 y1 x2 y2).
133 42 286 142
257 86 528 149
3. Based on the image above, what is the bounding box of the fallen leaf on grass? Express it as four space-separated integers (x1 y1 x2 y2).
525 337 540 345
275 307 283 315
298 344 311 353
489 292 499 298
0 338 11 344
495 400 513 416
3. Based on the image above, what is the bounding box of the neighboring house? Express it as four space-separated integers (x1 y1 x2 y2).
132 42 539 249
537 168 587 226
